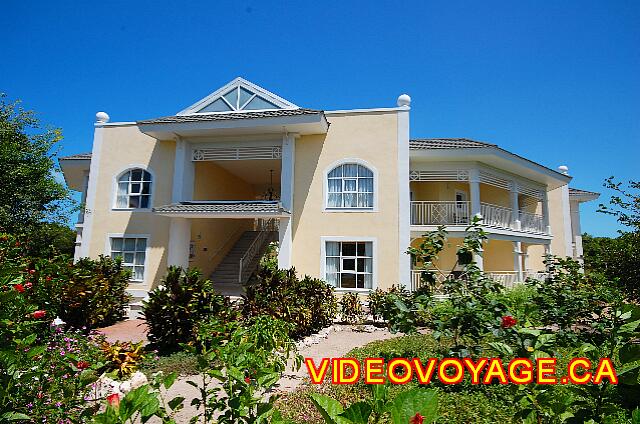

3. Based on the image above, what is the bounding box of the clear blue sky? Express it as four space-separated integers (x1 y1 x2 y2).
2 1 638 236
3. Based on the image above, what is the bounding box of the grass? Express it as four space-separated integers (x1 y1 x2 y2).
139 351 199 377
275 334 519 424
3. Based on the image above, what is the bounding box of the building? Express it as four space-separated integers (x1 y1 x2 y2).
59 77 599 312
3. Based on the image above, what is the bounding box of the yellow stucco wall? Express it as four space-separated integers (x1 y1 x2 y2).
525 243 547 271
548 186 569 257
291 111 402 289
85 125 174 291
193 162 256 200
411 237 463 271
483 239 514 271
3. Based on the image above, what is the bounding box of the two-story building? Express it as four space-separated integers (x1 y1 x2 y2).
59 77 598 313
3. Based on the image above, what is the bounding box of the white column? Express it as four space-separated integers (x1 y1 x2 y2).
278 134 295 269
278 217 292 269
513 241 523 281
167 218 191 269
541 189 551 234
510 181 521 230
474 248 484 271
397 99 411 289
560 184 573 257
172 138 194 203
469 169 481 217
280 134 295 212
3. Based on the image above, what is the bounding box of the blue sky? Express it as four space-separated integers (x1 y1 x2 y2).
1 1 638 236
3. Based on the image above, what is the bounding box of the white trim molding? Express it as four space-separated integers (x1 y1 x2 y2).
322 158 379 213
397 106 411 289
320 236 378 292
79 125 105 259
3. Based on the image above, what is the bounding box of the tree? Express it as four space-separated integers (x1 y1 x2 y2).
0 94 74 237
584 178 640 301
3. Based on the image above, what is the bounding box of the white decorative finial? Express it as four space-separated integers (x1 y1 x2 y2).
558 165 569 175
397 94 411 107
96 111 110 124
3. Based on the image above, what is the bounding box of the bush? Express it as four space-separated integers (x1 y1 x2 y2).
59 255 132 329
143 266 239 352
367 285 413 323
339 292 365 324
243 267 337 339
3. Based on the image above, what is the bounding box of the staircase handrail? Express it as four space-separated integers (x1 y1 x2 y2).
238 230 269 283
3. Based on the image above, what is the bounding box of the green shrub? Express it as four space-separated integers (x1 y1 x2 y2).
243 267 337 339
490 284 540 325
59 255 132 329
339 292 365 324
143 266 239 352
367 285 413 323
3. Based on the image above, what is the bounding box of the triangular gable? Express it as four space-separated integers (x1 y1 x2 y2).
177 77 298 115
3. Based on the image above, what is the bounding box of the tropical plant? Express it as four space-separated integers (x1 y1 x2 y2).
186 316 300 424
101 340 147 379
143 266 239 352
60 255 132 329
306 385 438 424
243 267 337 339
339 292 365 324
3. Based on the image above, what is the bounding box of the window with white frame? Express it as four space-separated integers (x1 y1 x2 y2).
110 237 147 282
327 163 374 209
325 241 373 289
116 169 152 209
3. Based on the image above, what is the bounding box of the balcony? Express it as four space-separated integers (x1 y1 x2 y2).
410 201 548 234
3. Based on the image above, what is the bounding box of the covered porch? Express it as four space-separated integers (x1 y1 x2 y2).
409 235 550 292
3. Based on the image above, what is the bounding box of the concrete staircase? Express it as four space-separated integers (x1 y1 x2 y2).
210 230 276 294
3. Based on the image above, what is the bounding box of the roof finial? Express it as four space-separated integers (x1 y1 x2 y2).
558 165 569 175
397 94 411 107
96 111 110 124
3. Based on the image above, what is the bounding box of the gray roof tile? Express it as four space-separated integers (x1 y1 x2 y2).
153 201 286 215
138 108 323 125
410 138 496 149
59 153 92 160
569 188 600 196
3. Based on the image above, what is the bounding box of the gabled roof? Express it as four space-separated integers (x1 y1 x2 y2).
569 188 600 202
138 108 321 125
152 200 289 217
59 152 92 160
177 77 298 115
410 138 496 149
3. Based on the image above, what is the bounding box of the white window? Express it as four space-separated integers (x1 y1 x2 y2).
325 241 373 289
116 169 152 209
327 163 374 209
110 237 147 282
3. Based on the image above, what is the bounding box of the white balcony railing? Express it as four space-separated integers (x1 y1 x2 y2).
410 201 470 226
410 201 547 234
412 270 548 292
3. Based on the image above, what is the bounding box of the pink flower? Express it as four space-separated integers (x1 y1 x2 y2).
107 393 120 408
501 315 517 328
410 413 424 424
32 310 46 319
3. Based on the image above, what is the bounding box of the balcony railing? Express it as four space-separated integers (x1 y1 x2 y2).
411 270 548 292
410 201 547 234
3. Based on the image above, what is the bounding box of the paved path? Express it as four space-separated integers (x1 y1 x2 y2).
98 320 395 423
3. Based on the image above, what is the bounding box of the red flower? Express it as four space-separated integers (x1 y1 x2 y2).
244 377 251 384
14 284 25 293
32 310 46 319
28 269 36 275
76 361 90 370
410 413 424 424
501 315 517 329
14 241 20 247
107 393 120 408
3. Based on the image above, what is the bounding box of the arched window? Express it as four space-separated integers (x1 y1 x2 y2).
116 168 152 209
327 163 374 209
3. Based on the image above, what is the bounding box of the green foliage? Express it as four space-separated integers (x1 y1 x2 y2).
186 316 300 424
25 222 76 258
0 94 73 234
60 255 132 329
259 241 279 271
367 285 413 325
308 386 438 424
489 284 541 325
339 292 365 324
0 327 104 421
93 371 184 424
143 266 239 352
243 267 337 339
